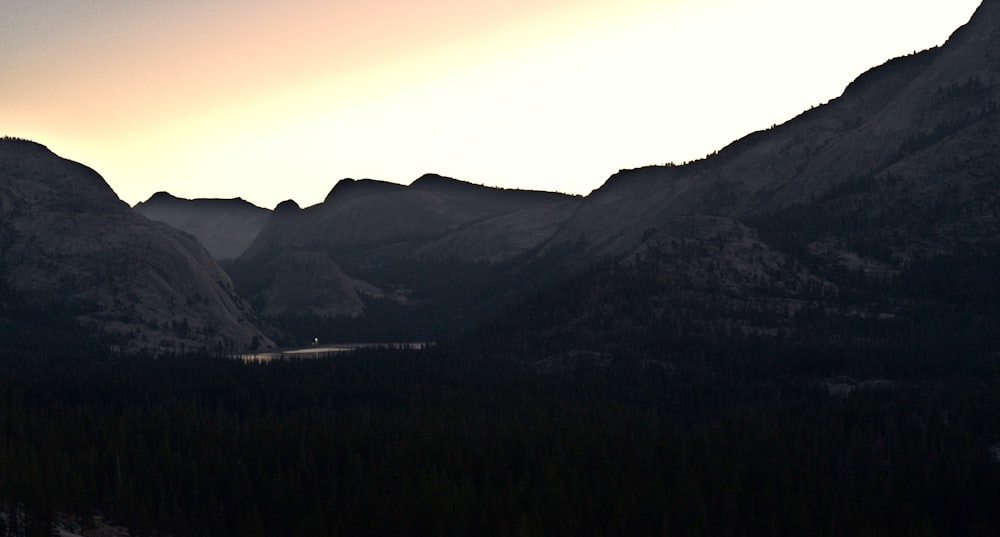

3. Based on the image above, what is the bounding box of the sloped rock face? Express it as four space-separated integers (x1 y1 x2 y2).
134 192 270 261
241 175 578 264
230 175 581 342
480 0 1000 357
0 139 273 353
551 0 1000 259
236 250 385 318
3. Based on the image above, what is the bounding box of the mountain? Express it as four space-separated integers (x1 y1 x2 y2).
478 0 1000 358
550 0 1000 259
0 138 273 353
228 174 580 342
134 191 270 260
241 174 577 263
231 1 999 345
5 2 997 352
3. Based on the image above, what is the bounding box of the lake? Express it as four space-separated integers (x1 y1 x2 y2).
236 342 432 362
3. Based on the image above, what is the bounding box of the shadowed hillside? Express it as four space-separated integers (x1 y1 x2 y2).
0 138 273 353
134 192 270 261
547 0 1000 259
473 0 1000 363
228 174 580 343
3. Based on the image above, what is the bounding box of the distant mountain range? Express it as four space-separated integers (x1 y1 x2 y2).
225 174 580 341
134 192 269 260
2 0 998 353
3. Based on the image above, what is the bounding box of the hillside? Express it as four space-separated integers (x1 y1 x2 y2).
477 0 1000 359
225 0 1000 346
3 2 998 351
228 174 580 342
548 0 1000 259
134 191 270 260
0 138 273 353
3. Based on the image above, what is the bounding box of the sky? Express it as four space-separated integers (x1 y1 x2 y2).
2 0 983 209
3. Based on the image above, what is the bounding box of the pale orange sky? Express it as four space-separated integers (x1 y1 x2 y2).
1 0 982 208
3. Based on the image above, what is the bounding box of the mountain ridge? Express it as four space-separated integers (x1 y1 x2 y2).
475 0 1000 357
4 1 999 349
227 173 581 340
1 139 273 352
134 191 270 260
545 0 999 258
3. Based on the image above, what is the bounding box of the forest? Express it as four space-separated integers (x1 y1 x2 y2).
1 330 999 536
3 200 1000 536
3 181 1000 535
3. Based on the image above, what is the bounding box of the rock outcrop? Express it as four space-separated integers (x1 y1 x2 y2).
0 138 273 352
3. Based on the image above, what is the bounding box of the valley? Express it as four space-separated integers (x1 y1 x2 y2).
1 1 1000 535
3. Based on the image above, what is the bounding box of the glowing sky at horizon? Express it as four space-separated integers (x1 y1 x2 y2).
2 0 982 209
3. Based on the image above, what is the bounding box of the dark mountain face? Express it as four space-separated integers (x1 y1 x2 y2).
228 175 580 342
134 192 270 260
549 0 1000 259
0 138 273 353
241 175 577 263
479 0 1000 357
5 3 997 352
227 1 999 346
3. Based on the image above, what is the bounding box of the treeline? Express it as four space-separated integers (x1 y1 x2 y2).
1 342 999 536
0 136 35 144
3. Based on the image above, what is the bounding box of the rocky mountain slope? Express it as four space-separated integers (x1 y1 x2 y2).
4 2 997 351
134 191 270 260
229 1 999 345
0 138 273 352
240 174 578 264
549 0 1000 259
228 174 580 340
479 0 1000 357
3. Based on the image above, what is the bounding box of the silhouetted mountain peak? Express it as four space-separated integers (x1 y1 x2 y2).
551 1 1000 256
274 199 302 213
145 191 181 204
0 136 124 213
134 192 271 260
412 172 452 184
840 49 937 101
409 173 472 190
1 143 273 351
136 191 262 211
0 136 50 153
950 0 1000 43
596 165 684 196
323 178 405 203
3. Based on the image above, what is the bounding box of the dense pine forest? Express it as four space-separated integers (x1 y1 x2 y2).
2 335 999 536
3 210 1000 536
